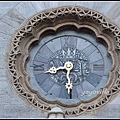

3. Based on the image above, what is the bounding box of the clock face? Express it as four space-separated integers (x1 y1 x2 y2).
27 30 112 104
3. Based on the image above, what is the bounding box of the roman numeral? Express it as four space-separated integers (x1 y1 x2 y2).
34 64 44 71
32 61 47 74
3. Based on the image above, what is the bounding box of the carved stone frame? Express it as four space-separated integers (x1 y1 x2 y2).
8 5 120 116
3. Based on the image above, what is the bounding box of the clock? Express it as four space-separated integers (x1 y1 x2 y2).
8 5 120 116
27 30 112 104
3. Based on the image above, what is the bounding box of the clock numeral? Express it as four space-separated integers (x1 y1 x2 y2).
33 61 47 74
33 64 45 71
93 64 104 71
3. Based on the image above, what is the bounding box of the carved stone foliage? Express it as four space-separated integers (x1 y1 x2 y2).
8 5 120 117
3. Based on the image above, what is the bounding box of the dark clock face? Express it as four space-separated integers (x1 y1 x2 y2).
27 30 112 104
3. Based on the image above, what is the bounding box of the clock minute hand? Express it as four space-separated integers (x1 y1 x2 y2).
66 69 71 84
64 61 73 82
65 69 72 94
64 61 73 94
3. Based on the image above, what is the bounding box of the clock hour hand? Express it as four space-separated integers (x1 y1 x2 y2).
56 66 65 71
44 66 65 74
44 67 57 74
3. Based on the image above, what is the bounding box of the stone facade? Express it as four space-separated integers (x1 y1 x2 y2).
0 1 120 118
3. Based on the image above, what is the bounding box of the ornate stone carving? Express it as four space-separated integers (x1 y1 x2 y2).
8 5 120 117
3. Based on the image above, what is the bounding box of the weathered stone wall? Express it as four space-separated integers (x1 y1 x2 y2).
0 1 120 118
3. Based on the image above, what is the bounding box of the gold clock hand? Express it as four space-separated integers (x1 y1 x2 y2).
64 61 73 94
66 70 71 84
45 61 73 74
44 67 57 74
44 61 74 94
65 82 72 94
64 61 73 71
66 70 73 94
44 66 65 74
56 66 65 71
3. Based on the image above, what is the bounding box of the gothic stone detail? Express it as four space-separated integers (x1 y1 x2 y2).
8 5 120 117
